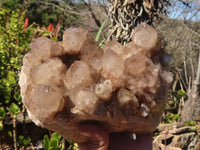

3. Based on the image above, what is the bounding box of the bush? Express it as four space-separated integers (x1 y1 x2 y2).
0 8 35 129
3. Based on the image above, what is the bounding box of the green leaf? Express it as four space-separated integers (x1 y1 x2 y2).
7 71 16 85
9 103 20 115
185 120 196 126
42 134 50 150
51 37 57 41
19 135 31 146
19 135 24 141
174 114 180 121
168 113 174 120
8 131 12 137
189 125 199 132
48 147 60 150
23 137 31 146
0 121 3 131
177 90 186 98
163 118 172 124
14 89 21 102
95 19 107 42
0 107 6 119
51 132 62 141
49 139 59 147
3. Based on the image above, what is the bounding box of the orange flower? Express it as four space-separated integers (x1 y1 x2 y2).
24 17 29 28
48 23 54 32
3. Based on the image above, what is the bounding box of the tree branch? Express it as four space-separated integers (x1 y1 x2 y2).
182 22 200 38
195 50 200 84
37 0 81 16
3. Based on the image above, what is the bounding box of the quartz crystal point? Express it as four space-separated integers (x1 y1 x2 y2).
19 24 173 143
63 28 88 54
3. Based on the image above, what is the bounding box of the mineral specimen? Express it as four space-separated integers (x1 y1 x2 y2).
19 24 173 143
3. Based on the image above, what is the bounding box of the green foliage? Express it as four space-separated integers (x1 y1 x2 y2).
0 121 3 131
25 0 58 27
153 130 160 137
42 132 64 150
0 8 35 130
185 120 199 132
1 0 23 10
0 8 11 26
9 103 20 115
0 107 6 119
164 89 187 124
24 0 80 33
2 0 82 40
42 132 79 150
33 26 55 39
166 89 186 113
163 113 180 123
185 120 196 126
18 135 31 146
51 132 62 140
177 89 186 99
43 135 50 150
8 131 13 137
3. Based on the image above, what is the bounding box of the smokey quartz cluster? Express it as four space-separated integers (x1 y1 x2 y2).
19 24 173 143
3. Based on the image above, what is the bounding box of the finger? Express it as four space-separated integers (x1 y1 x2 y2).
135 133 153 150
136 133 153 143
108 133 153 150
79 124 108 141
78 123 109 150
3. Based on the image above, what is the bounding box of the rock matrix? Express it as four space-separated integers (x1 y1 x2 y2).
19 24 173 142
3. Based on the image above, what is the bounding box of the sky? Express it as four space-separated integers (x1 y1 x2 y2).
168 0 200 21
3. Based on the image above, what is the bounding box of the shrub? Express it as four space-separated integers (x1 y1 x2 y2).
0 8 35 129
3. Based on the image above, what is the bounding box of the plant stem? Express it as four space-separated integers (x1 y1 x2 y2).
13 115 17 150
22 105 27 150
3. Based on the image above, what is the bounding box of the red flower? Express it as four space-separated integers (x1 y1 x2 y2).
24 17 29 28
47 23 54 32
